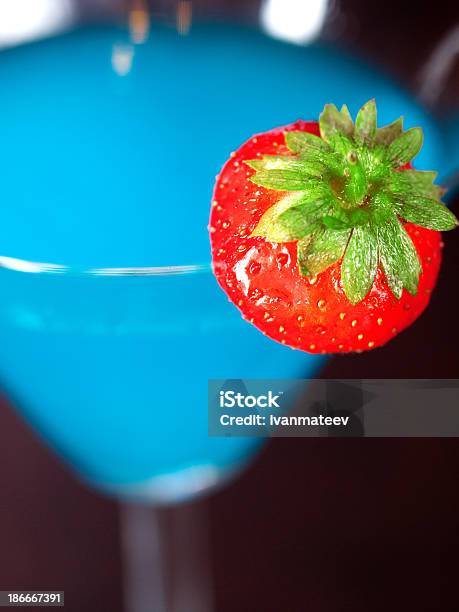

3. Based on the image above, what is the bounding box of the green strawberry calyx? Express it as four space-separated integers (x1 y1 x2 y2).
246 99 458 305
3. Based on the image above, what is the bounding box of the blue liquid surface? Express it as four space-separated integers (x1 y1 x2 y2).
0 24 454 500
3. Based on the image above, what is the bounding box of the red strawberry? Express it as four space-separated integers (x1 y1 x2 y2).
209 100 458 353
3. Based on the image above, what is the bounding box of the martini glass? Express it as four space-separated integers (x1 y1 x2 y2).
0 22 331 500
0 22 457 490
1 10 459 612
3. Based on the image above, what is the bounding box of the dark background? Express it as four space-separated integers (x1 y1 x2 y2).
1 1 459 610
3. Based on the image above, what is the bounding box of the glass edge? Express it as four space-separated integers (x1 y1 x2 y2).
0 256 213 277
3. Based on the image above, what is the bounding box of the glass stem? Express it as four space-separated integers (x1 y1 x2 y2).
120 503 168 612
120 500 214 612
169 500 214 612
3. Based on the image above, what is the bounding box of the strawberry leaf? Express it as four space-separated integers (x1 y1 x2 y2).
370 192 400 222
247 151 332 188
246 156 310 172
275 205 322 241
386 170 443 200
355 99 377 144
349 208 372 226
343 161 368 205
322 215 353 230
358 144 389 180
386 127 423 166
326 131 354 158
377 217 422 298
284 131 330 154
340 104 353 123
252 191 328 241
341 226 378 304
319 104 354 143
284 135 338 171
251 192 307 240
248 169 314 190
399 196 458 231
375 117 403 145
298 227 351 276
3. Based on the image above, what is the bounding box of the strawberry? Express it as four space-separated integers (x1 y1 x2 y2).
209 100 458 353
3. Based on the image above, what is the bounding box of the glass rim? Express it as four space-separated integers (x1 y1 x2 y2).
0 255 213 277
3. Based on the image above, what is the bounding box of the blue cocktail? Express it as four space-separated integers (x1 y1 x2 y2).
0 261 323 501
